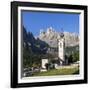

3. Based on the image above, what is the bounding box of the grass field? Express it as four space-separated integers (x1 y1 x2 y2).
33 66 79 76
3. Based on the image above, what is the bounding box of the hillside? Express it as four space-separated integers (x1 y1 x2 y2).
23 26 49 54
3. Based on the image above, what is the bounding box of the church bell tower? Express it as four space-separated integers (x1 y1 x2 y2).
58 32 65 65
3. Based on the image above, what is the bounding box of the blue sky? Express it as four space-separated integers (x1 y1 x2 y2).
22 11 79 36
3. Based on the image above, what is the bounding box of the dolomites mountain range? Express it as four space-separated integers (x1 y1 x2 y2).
38 27 79 47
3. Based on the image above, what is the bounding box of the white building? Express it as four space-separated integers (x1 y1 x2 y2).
41 59 48 69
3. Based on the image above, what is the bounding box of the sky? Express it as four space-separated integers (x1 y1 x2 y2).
22 11 79 36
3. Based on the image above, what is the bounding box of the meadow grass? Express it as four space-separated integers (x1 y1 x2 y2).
33 66 79 76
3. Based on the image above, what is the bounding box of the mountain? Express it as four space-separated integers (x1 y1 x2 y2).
23 26 49 54
65 45 79 56
64 32 79 47
38 27 79 47
23 26 79 68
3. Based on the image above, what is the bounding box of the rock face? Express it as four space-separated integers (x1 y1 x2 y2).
38 27 79 47
23 26 49 54
64 32 79 47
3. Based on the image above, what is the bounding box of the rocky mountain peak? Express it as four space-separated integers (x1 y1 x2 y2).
38 27 79 47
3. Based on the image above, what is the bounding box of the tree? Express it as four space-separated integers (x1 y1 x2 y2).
45 63 50 70
72 52 79 62
68 51 79 64
68 55 73 64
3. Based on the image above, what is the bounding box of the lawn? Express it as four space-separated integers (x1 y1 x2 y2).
33 66 79 76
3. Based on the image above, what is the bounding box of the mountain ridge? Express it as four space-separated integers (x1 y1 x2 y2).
38 27 79 47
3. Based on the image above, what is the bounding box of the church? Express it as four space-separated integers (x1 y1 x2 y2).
41 32 68 71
